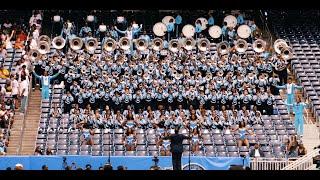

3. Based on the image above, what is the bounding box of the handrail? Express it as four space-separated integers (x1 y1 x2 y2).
281 148 319 170
250 157 298 170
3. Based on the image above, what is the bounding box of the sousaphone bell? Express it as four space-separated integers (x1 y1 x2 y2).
69 37 84 51
135 38 148 51
119 37 131 51
217 41 230 55
183 37 196 51
235 39 248 53
168 39 180 53
151 38 163 51
197 38 210 52
253 39 266 53
103 38 117 52
85 38 98 52
52 36 66 50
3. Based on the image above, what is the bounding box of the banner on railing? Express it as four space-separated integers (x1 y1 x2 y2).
0 156 250 170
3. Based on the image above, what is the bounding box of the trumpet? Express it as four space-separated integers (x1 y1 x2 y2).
151 38 163 51
183 37 196 51
197 38 210 52
52 36 66 50
38 41 50 54
168 39 180 53
85 38 98 52
69 37 84 51
217 41 230 55
28 49 41 62
119 37 131 51
135 38 149 51
253 39 266 53
103 38 117 52
235 39 248 53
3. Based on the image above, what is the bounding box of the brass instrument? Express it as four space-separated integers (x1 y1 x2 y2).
37 41 50 55
69 37 84 51
183 37 196 51
280 46 293 60
103 38 117 52
28 49 41 62
235 39 248 53
135 38 148 51
253 39 266 53
168 39 180 53
119 37 131 51
197 38 210 52
274 39 288 54
38 35 51 44
52 36 66 50
217 41 230 55
151 38 163 51
85 38 98 52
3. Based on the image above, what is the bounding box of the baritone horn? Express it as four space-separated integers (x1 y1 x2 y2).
197 38 210 52
85 38 98 52
69 37 84 51
235 39 248 53
52 36 66 50
253 39 266 53
119 37 131 50
103 38 117 52
183 37 196 51
135 38 148 51
217 41 230 55
151 38 163 51
169 39 180 53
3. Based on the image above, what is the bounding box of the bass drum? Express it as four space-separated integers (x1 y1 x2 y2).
195 17 208 30
182 24 195 38
153 22 167 37
237 25 251 39
223 15 237 28
208 25 222 39
162 16 175 25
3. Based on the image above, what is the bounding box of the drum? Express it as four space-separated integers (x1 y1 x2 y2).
195 17 208 30
208 25 222 39
182 24 195 38
237 25 251 39
153 22 167 37
224 15 237 28
162 16 175 25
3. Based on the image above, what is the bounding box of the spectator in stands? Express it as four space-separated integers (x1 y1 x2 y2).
249 143 264 158
0 135 6 155
85 164 92 170
10 75 19 109
103 163 113 170
297 143 307 156
42 165 48 170
19 75 29 113
34 145 43 155
287 135 299 158
117 165 125 170
3 30 15 50
46 147 53 155
14 164 23 170
0 63 9 79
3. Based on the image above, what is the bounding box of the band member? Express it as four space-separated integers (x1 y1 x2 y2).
276 77 303 115
175 14 182 38
195 20 202 39
162 128 190 170
167 19 175 41
265 88 275 115
292 96 309 137
114 24 142 55
232 121 254 147
32 67 60 100
79 22 92 38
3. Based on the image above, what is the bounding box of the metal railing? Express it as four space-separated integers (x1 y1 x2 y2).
250 158 298 170
282 149 319 170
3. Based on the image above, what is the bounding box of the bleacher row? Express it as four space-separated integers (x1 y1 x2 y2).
273 23 320 123
34 38 300 157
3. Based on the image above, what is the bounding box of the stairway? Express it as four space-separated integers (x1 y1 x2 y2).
301 124 320 153
6 113 24 155
19 90 42 155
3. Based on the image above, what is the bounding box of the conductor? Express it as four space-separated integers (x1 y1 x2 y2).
162 128 191 170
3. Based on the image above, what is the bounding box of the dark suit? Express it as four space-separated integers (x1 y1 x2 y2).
163 133 190 170
249 148 265 158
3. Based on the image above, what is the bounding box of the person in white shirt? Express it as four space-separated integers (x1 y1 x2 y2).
19 75 29 113
10 75 20 109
